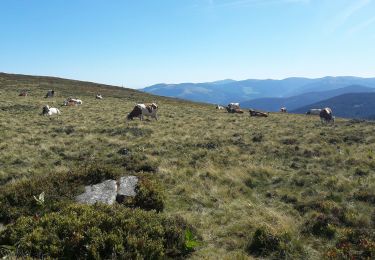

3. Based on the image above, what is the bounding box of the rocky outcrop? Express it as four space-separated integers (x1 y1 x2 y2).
76 176 139 205
118 176 138 197
76 180 117 205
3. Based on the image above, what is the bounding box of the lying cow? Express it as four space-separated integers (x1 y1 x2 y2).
42 105 61 116
63 98 83 106
127 103 158 120
249 109 269 117
306 108 322 115
280 107 287 113
226 107 244 113
96 94 103 99
320 107 335 124
216 105 225 110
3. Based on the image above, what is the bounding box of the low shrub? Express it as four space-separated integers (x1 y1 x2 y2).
354 167 369 177
0 204 198 259
304 214 336 239
246 227 305 258
119 176 165 212
354 190 375 205
0 168 167 224
0 171 83 223
325 229 375 259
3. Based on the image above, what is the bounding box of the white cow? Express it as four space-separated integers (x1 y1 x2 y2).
42 105 61 116
306 109 322 115
127 103 158 120
216 105 225 110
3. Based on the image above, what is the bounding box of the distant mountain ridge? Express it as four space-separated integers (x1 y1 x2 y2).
142 76 375 105
292 92 375 119
241 85 375 111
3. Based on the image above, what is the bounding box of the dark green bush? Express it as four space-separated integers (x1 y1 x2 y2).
247 227 281 256
246 227 305 258
304 214 336 239
0 161 166 223
119 176 165 212
0 204 198 259
0 171 83 223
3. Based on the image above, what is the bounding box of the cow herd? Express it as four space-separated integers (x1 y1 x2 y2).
17 89 335 124
17 89 159 121
217 103 335 124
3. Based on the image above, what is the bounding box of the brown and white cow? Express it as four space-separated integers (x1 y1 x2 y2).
226 107 244 113
127 103 158 120
63 98 83 106
249 109 269 117
320 107 334 124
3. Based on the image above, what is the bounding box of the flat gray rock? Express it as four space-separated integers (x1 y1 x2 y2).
76 180 117 205
118 176 138 197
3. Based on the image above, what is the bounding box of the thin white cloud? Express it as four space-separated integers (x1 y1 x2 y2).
331 0 371 32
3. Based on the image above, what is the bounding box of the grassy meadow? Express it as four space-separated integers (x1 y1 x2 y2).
0 73 375 259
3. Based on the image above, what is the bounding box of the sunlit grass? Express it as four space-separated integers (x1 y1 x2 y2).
0 73 374 258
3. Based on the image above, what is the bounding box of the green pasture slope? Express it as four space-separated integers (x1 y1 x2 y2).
0 73 374 259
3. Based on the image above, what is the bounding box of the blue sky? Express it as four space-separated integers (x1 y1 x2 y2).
1 0 375 88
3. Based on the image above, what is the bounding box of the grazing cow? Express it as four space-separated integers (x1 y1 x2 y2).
306 108 322 115
63 98 83 106
280 107 287 113
19 90 28 97
216 105 224 110
45 90 55 98
96 94 103 99
249 109 269 117
42 105 61 117
320 107 334 124
127 103 158 120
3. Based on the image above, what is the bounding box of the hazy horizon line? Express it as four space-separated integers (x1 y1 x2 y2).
2 71 375 90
